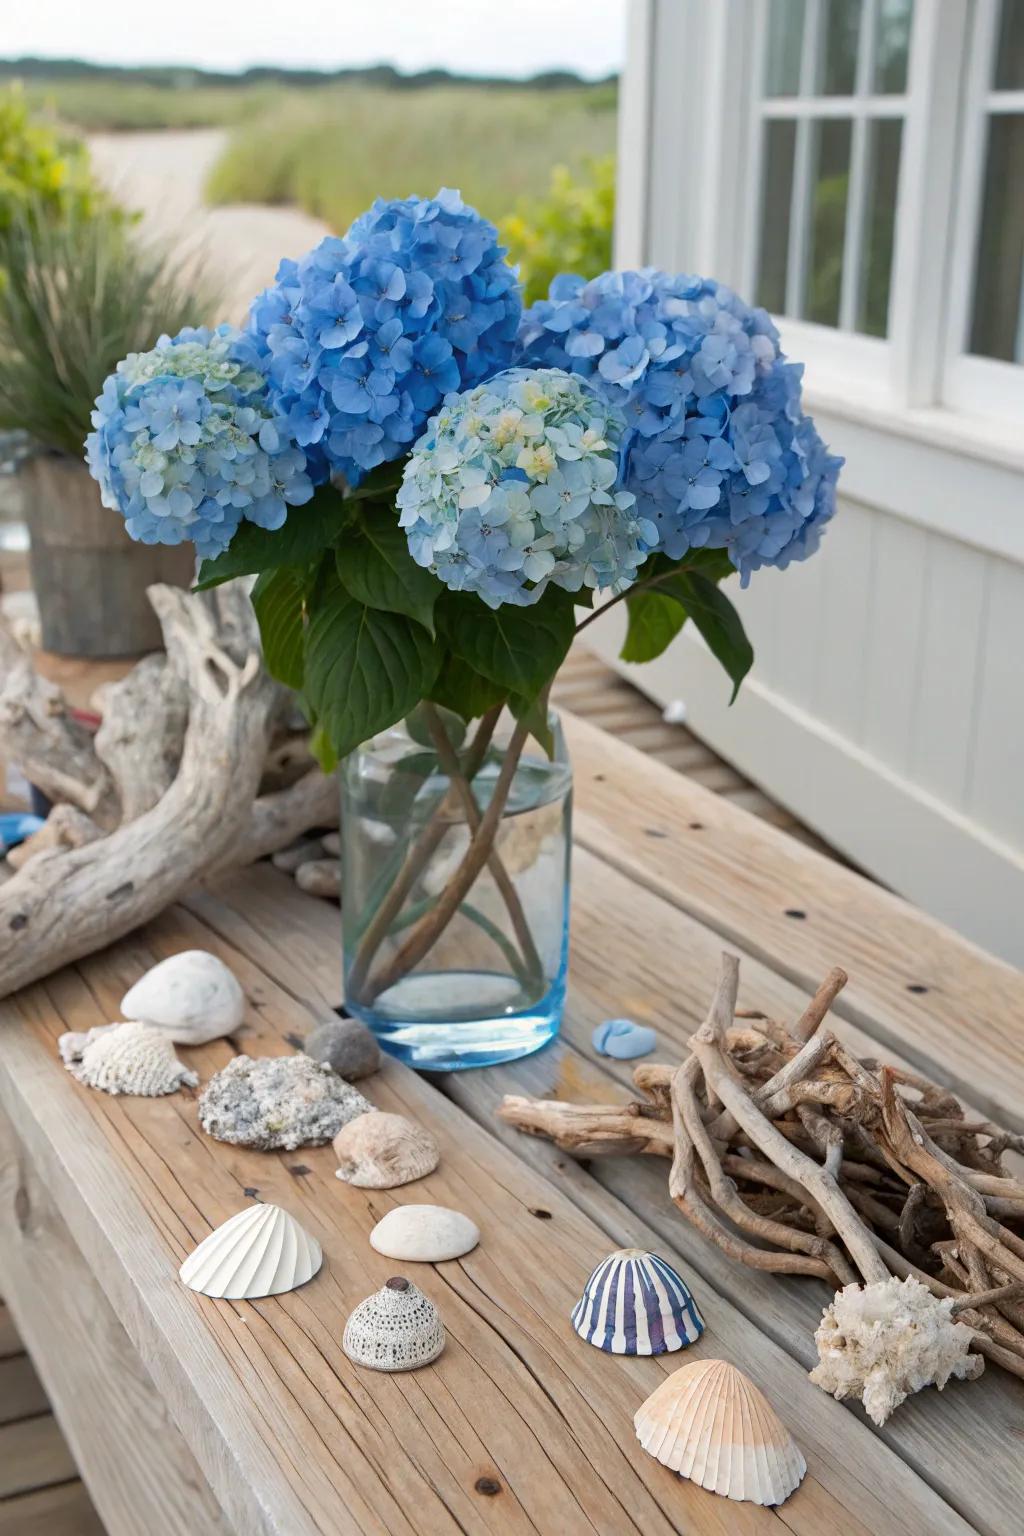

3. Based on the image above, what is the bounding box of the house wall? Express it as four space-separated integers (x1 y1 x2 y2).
598 0 1024 964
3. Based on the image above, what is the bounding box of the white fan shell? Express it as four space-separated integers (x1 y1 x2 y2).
180 1203 322 1299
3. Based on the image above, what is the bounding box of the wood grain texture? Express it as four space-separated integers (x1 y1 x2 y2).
0 1351 48 1423
0 896 972 1536
0 1415 76 1498
197 862 1024 1536
0 1480 106 1536
562 711 1024 1129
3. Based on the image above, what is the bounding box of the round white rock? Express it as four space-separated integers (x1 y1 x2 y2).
121 949 245 1045
369 1204 480 1263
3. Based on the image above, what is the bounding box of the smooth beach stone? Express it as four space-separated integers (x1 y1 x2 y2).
592 1018 658 1060
295 859 341 898
272 836 325 873
321 831 341 857
304 1017 381 1081
370 1204 479 1263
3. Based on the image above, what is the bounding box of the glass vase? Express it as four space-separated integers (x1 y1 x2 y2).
340 708 571 1070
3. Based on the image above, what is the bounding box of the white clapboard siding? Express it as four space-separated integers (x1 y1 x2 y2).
607 0 1024 965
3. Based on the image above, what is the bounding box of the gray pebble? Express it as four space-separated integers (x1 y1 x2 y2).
304 1017 381 1080
295 858 341 898
272 836 325 873
322 831 341 857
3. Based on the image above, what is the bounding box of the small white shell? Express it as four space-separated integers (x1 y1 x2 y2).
333 1112 439 1189
369 1204 479 1263
59 1021 198 1097
343 1276 445 1371
121 950 244 1045
634 1358 806 1506
180 1203 322 1299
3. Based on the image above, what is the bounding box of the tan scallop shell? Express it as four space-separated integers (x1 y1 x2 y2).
333 1110 440 1189
634 1358 806 1506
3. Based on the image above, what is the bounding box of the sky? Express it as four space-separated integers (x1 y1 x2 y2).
4 0 627 79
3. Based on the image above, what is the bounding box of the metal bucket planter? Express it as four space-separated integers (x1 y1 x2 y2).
23 453 195 657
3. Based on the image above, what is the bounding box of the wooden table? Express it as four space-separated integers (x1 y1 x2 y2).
2 713 1022 1536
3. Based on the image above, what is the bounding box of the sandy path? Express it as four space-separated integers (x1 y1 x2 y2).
88 129 331 322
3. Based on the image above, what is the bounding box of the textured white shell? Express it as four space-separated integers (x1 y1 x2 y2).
343 1278 445 1371
334 1112 439 1189
634 1358 806 1506
369 1204 479 1263
180 1204 322 1299
59 1021 198 1097
121 950 245 1045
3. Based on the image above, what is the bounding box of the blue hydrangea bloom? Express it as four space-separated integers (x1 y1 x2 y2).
86 325 315 559
517 270 842 579
397 367 655 608
249 189 522 486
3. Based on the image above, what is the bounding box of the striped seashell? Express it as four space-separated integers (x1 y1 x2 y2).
635 1358 806 1506
571 1248 704 1355
180 1203 322 1299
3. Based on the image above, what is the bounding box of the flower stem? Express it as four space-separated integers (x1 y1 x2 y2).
345 704 502 1001
361 715 533 1005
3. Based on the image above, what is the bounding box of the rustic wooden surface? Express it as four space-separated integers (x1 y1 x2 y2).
1 708 1021 1535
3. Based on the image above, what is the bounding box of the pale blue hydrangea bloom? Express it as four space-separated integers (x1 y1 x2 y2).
517 270 842 580
249 189 522 486
86 325 315 558
397 367 655 607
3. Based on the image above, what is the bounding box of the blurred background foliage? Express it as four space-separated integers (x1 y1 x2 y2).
501 157 614 304
0 84 102 229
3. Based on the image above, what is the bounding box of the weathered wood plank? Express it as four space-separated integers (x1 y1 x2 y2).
0 900 973 1536
0 1352 48 1424
0 1302 21 1359
0 1108 231 1536
194 862 1024 1536
0 1480 106 1536
0 1415 76 1499
563 711 1024 1128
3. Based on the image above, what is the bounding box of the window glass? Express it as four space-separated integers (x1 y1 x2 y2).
995 0 1024 90
765 0 806 96
819 0 862 95
970 114 1024 362
873 0 914 93
859 119 903 335
757 121 798 313
805 119 853 324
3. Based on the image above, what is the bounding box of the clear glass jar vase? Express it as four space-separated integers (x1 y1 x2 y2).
340 707 571 1070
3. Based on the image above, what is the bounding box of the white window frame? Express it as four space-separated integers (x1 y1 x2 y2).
618 0 1024 454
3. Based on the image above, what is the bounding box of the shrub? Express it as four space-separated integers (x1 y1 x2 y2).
501 157 615 305
0 85 99 230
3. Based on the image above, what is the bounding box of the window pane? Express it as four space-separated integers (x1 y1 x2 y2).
757 120 797 312
765 0 805 96
805 118 852 325
817 0 862 95
970 114 1024 361
995 0 1024 90
873 0 914 93
858 119 903 336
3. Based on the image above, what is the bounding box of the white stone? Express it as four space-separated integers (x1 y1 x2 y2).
121 950 244 1045
369 1204 479 1263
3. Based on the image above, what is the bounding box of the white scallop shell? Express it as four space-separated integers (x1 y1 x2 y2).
369 1204 479 1263
343 1277 445 1372
634 1358 806 1506
180 1203 322 1299
572 1248 704 1355
333 1112 439 1189
122 950 244 1045
59 1021 198 1097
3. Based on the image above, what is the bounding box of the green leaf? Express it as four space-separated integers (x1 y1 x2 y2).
440 590 575 701
510 692 555 759
335 506 439 635
304 582 441 760
309 724 339 775
621 588 688 664
194 484 347 589
659 571 753 703
342 461 406 502
405 702 466 751
251 566 306 689
427 654 508 722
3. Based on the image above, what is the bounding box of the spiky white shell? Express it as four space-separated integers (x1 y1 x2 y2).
59 1021 198 1097
369 1204 479 1262
180 1203 322 1299
634 1358 806 1506
334 1111 439 1189
121 950 244 1045
343 1278 445 1371
572 1248 704 1355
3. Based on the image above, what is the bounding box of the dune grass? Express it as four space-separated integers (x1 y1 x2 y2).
204 86 617 232
20 79 282 132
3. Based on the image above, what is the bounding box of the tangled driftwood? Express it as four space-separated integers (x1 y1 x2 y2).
0 583 338 998
499 954 1024 1411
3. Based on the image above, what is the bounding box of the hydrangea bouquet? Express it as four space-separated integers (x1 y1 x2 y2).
88 188 840 1050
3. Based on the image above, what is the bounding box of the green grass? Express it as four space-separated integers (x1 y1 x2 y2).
204 86 617 232
19 78 284 132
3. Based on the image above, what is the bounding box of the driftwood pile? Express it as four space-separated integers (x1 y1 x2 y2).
0 582 338 997
500 954 1024 1390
